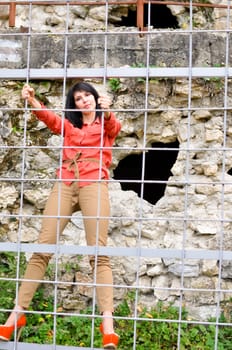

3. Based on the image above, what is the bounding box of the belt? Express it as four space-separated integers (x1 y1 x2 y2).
63 152 105 185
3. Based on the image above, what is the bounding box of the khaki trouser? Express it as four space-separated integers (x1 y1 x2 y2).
17 181 113 313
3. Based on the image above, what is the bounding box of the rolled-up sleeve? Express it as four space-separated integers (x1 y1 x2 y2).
33 105 64 134
104 112 121 138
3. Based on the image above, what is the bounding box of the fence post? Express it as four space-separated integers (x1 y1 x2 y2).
137 0 144 32
9 1 16 27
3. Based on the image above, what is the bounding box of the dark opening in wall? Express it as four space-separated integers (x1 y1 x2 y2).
118 5 179 29
113 141 179 205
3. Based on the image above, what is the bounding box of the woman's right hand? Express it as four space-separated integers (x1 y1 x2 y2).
21 84 35 102
21 84 41 109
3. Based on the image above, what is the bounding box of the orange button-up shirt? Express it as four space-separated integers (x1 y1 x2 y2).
34 106 121 187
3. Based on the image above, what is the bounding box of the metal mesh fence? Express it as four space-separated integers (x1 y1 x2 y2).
0 1 232 349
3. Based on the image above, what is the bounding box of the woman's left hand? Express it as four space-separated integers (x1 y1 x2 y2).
98 95 112 120
98 95 111 110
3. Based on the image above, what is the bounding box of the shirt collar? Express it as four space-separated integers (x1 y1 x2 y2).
83 116 100 126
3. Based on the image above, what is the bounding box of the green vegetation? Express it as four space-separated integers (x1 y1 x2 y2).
0 252 26 323
108 78 121 92
11 126 24 134
0 252 231 349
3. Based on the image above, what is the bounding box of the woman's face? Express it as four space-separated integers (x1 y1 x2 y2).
73 90 96 114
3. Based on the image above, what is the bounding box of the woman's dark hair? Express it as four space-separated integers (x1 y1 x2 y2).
65 82 102 128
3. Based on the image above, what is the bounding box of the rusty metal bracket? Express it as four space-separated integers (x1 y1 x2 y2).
9 1 16 27
137 0 144 32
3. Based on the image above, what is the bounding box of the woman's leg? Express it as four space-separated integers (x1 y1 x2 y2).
79 182 115 333
4 182 76 326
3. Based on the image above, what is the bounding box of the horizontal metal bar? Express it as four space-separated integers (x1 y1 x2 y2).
0 67 231 80
0 242 231 260
0 342 99 350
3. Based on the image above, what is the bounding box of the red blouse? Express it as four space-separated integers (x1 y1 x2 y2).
33 106 121 187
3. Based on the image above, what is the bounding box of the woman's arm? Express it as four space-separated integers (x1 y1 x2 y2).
21 84 63 134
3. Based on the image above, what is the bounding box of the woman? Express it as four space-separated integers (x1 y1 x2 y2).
0 81 121 349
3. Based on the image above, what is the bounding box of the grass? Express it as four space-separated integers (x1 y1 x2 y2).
0 252 231 349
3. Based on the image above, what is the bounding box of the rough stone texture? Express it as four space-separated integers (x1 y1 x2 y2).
1 74 232 321
0 31 230 69
0 1 232 321
0 1 230 32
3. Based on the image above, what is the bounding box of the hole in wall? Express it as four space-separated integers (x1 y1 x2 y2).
144 4 179 29
118 5 179 29
113 141 179 205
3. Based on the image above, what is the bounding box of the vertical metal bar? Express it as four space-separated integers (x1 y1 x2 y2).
133 3 151 349
137 0 144 32
214 3 231 349
13 2 33 347
177 1 193 348
9 1 16 27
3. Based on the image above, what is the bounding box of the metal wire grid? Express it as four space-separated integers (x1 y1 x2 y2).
0 1 232 349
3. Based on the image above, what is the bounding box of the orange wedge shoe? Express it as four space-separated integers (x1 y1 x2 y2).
100 323 119 349
0 314 26 341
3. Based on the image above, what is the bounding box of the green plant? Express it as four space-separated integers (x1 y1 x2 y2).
0 254 231 349
114 297 232 350
108 78 121 92
0 252 27 323
11 126 24 134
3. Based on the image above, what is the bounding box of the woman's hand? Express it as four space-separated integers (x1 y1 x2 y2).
98 95 112 119
21 84 41 108
22 84 35 101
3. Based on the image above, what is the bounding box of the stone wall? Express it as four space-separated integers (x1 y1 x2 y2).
0 1 232 321
0 1 231 31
